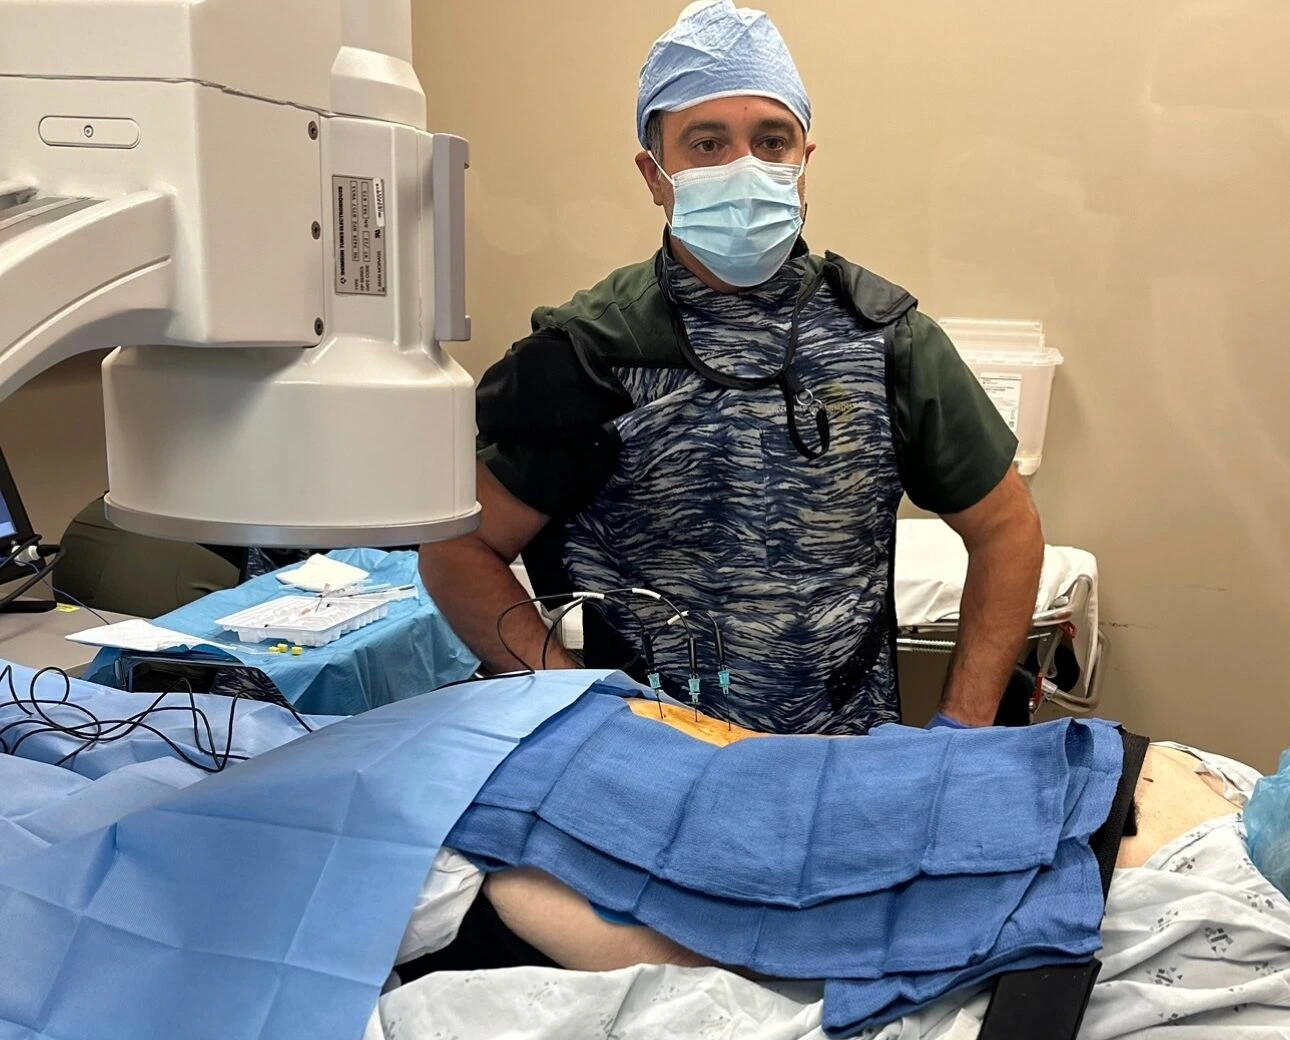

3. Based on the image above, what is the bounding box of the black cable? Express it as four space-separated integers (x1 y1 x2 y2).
0 545 60 612
615 586 694 646
639 591 699 705
494 598 544 674
271 692 315 734
3 692 233 773
220 680 239 768
433 669 535 692
541 599 585 670
0 662 310 774
545 595 665 719
1 667 239 773
702 611 726 667
542 594 653 671
54 686 244 772
587 586 697 680
600 597 664 719
673 609 726 672
25 561 111 626
707 613 733 729
687 611 734 729
497 587 692 675
543 585 695 646
652 609 733 728
495 589 675 723
0 534 40 572
606 596 656 675
494 593 606 672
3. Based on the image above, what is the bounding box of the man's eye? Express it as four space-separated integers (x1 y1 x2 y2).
761 138 787 152
694 140 720 154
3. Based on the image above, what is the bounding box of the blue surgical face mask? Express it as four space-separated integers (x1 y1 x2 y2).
653 153 805 288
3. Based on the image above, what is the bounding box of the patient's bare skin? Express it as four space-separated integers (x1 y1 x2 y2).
627 698 766 745
485 704 1242 971
486 868 718 971
1115 744 1240 867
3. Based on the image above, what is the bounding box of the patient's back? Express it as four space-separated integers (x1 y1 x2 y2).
1116 745 1240 867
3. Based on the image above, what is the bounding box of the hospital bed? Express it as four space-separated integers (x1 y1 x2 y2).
516 517 1106 717
893 519 1105 715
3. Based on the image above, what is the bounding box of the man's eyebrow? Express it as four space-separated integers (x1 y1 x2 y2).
679 119 730 139
754 117 801 138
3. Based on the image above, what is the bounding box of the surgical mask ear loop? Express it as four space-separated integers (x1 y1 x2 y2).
650 152 681 239
649 151 674 187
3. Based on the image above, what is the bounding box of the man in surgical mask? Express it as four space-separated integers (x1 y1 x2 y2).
422 1 1044 736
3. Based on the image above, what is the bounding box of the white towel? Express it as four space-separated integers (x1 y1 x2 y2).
276 554 369 593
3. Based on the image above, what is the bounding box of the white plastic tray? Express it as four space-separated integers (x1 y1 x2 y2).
216 595 391 646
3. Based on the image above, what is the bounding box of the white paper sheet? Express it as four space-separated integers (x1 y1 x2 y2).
64 618 203 653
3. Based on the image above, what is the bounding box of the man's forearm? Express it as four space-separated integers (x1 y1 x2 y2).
939 523 1044 725
420 537 577 673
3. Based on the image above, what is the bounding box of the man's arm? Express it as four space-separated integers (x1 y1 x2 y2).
420 462 578 672
936 467 1044 725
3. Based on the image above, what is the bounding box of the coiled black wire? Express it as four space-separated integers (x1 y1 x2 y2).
0 664 313 774
496 588 694 674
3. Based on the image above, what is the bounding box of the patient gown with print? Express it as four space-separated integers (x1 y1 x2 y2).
446 694 1124 1035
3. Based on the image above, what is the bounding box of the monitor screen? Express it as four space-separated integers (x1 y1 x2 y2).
0 447 32 550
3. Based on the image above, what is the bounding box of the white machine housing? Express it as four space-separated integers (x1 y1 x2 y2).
0 0 479 546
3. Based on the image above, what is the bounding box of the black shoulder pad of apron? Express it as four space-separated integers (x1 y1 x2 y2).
476 329 632 441
529 253 688 369
820 252 919 328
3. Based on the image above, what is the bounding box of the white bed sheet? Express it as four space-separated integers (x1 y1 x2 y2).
894 518 1097 629
372 746 1290 1040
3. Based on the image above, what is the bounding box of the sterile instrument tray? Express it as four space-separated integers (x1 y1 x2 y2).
216 595 391 646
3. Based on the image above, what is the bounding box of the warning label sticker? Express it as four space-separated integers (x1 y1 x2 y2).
332 175 387 296
978 374 1023 432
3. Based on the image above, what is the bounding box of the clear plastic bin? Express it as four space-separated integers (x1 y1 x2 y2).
939 318 1064 476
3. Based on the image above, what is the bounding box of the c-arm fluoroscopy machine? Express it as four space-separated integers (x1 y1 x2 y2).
0 0 478 548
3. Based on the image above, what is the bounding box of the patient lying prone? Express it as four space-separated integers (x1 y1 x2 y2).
481 701 1243 975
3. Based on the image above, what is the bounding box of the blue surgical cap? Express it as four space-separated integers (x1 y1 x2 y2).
636 1 811 149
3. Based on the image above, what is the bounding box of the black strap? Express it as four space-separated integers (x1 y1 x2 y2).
780 368 831 460
1090 732 1149 894
977 730 1149 1040
665 260 833 462
666 263 824 392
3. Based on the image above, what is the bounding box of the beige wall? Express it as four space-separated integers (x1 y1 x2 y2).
414 0 1290 769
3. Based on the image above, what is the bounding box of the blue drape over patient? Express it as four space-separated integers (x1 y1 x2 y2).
0 663 1121 1039
447 694 1124 1034
0 664 621 1040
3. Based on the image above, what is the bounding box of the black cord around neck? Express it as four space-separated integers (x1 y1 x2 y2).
661 256 832 460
